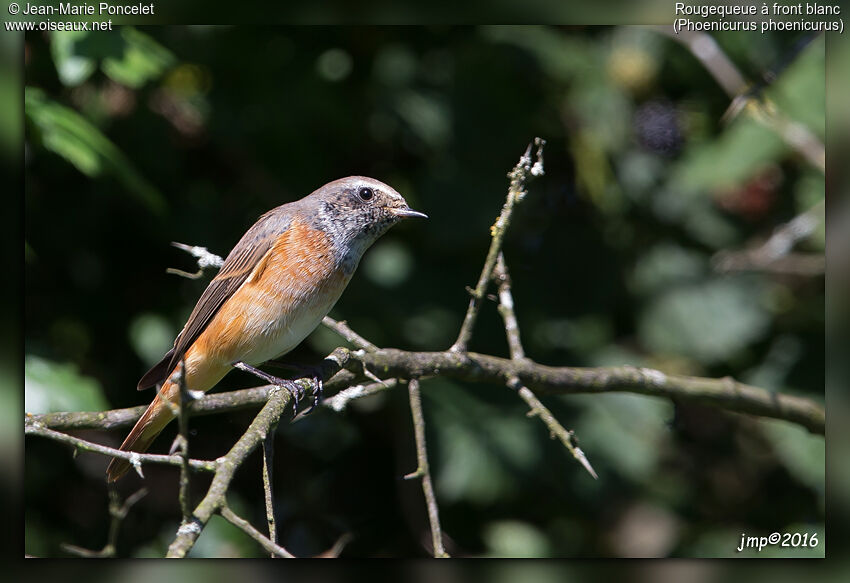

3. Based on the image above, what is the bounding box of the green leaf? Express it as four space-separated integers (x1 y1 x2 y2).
571 393 672 482
50 31 98 86
671 118 786 193
766 35 824 140
761 419 825 493
50 28 175 89
25 87 166 213
431 382 540 504
102 27 176 89
25 355 108 414
638 277 770 363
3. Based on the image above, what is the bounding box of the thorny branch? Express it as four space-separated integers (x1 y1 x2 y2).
451 137 545 353
27 349 825 435
493 254 598 479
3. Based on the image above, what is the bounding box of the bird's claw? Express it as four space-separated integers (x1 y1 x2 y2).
232 360 322 419
301 374 323 415
285 380 306 416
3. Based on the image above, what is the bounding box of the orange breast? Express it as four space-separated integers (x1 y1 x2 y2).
192 218 350 369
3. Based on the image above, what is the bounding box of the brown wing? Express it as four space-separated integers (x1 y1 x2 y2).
137 208 292 390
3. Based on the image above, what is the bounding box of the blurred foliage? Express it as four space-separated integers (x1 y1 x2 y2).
24 26 824 557
25 355 109 414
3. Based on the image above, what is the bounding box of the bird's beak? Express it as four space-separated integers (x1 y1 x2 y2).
393 206 428 219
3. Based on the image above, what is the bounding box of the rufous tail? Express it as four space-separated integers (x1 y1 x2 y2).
106 381 177 482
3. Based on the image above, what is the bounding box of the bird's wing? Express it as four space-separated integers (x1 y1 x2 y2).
137 209 291 390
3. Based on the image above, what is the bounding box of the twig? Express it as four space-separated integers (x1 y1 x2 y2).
712 252 824 276
219 505 295 558
315 533 354 558
174 357 192 522
322 317 379 352
494 254 525 360
262 421 278 556
25 424 218 472
713 199 825 275
514 383 597 479
659 28 825 173
166 242 225 279
62 488 148 557
451 138 545 353
493 254 597 479
403 379 449 557
321 379 398 412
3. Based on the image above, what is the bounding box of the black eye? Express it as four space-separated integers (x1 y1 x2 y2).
358 187 374 201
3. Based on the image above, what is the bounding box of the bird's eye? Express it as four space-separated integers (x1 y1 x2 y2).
358 187 374 201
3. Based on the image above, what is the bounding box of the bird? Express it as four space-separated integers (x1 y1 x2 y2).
106 176 427 482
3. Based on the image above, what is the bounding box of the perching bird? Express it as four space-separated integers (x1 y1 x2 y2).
107 176 426 481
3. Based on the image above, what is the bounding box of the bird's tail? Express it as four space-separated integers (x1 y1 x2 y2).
106 381 178 482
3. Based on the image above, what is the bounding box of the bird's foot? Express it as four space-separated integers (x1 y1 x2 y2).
232 361 306 416
234 361 323 417
267 360 324 416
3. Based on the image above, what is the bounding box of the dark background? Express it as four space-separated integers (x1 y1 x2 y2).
24 26 825 557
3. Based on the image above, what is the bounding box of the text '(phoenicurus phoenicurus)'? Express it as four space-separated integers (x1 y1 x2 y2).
106 176 427 482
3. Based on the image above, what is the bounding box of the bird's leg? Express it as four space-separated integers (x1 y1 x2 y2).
232 361 306 416
266 360 324 415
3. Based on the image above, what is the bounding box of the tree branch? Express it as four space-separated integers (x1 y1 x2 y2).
27 347 824 437
173 358 193 522
219 505 295 558
357 349 824 434
322 316 379 352
451 138 545 352
25 423 218 472
403 379 449 557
